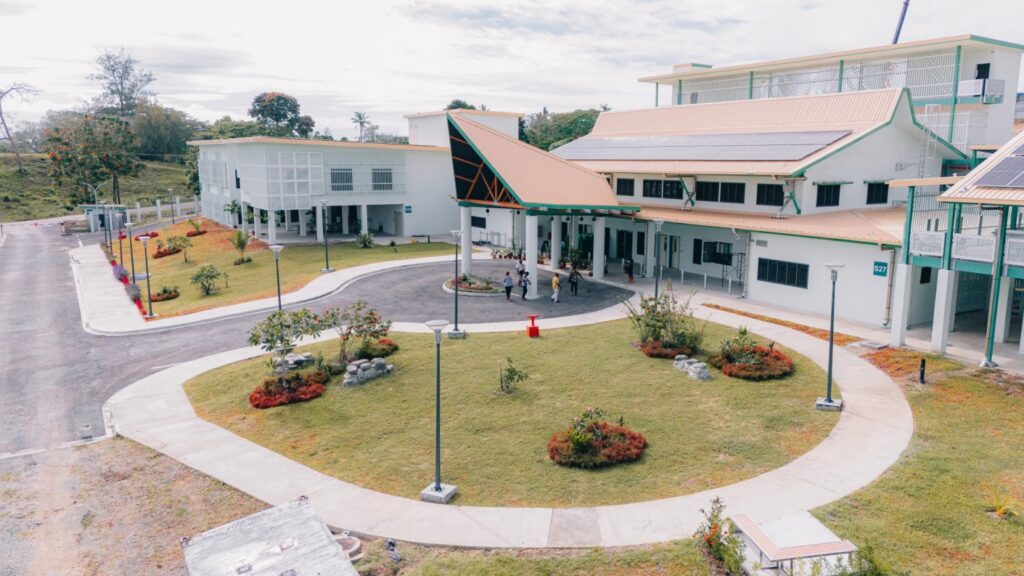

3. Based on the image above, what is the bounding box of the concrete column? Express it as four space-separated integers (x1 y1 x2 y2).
156 199 163 220
240 202 249 235
994 276 1013 343
174 196 182 217
268 210 277 244
645 221 656 278
550 217 562 268
889 263 913 347
193 194 199 215
315 205 325 243
360 204 369 235
253 208 261 239
460 206 473 276
135 201 142 223
284 209 292 232
525 214 539 299
299 210 307 237
341 206 350 235
592 217 607 280
947 271 959 332
931 268 956 353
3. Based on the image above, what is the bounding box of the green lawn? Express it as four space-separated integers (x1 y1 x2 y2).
814 349 1024 576
185 319 838 507
0 153 188 222
118 218 454 317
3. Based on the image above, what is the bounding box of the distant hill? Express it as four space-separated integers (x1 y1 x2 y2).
0 153 189 222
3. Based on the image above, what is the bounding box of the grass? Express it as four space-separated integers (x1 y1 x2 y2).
115 218 455 317
185 319 838 507
0 153 188 222
814 348 1024 575
703 302 861 346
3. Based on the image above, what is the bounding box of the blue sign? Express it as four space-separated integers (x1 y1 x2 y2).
873 261 889 277
404 205 412 214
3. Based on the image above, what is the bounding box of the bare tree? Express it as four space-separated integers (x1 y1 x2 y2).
0 83 39 173
88 48 154 117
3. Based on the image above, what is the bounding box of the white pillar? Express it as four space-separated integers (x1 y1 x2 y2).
299 210 307 237
931 268 956 353
284 209 292 232
593 217 607 280
550 217 562 268
890 262 913 347
341 206 350 235
315 205 325 243
947 270 959 332
156 199 163 220
253 207 261 238
460 206 473 276
135 201 142 223
994 276 1013 344
193 194 199 215
174 196 182 217
360 204 369 235
525 214 539 299
268 210 277 244
241 201 249 235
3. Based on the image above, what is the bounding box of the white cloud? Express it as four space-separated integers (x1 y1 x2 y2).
1 0 1022 139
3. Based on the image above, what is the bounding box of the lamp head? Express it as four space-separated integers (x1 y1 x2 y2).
653 218 666 231
269 244 284 259
139 235 150 245
825 263 844 281
424 319 449 343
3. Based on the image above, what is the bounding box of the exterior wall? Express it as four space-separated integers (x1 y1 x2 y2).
408 112 520 147
908 265 939 326
611 173 797 216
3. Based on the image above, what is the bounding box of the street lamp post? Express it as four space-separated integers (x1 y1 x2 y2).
320 199 334 273
653 218 665 299
168 188 176 224
420 319 457 504
125 221 138 282
270 244 284 311
448 230 465 339
816 264 844 411
140 235 155 318
117 212 124 264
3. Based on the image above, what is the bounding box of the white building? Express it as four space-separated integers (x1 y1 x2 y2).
190 110 521 244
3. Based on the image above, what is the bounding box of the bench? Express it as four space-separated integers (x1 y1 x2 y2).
731 515 856 575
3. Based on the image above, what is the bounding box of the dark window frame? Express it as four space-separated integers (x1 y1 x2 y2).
471 216 486 229
330 168 354 192
642 179 663 198
695 181 719 202
371 168 393 191
719 182 746 204
663 180 684 200
757 258 809 288
866 182 889 205
756 183 785 206
616 178 635 197
816 184 841 207
636 231 646 256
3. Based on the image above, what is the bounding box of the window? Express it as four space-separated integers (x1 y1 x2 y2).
920 267 932 284
330 168 353 191
636 231 646 255
692 238 703 265
756 183 785 206
702 241 733 265
816 184 841 207
719 182 745 204
471 216 486 228
695 181 719 202
234 170 241 189
642 179 663 198
371 168 393 191
866 182 889 205
757 258 809 288
663 180 684 200
616 178 635 196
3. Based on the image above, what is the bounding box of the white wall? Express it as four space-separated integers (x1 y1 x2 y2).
611 173 798 216
401 150 459 236
407 112 521 147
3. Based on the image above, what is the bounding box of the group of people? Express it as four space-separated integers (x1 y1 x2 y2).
502 258 582 303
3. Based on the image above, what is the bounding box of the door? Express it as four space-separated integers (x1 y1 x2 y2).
615 230 633 259
393 210 403 237
668 236 680 268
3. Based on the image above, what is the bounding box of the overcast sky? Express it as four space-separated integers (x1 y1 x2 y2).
2 0 1022 140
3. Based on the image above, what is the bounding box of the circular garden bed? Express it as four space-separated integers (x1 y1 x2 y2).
442 274 504 296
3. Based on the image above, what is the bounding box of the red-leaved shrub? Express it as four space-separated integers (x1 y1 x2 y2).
708 345 794 381
639 340 694 359
186 229 207 237
152 246 181 259
548 420 647 468
248 382 325 409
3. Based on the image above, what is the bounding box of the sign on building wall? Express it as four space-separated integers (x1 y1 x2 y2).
404 205 412 214
873 261 889 277
1005 238 1024 267
952 234 996 263
910 231 945 257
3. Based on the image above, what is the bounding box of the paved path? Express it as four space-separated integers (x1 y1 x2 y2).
108 300 913 548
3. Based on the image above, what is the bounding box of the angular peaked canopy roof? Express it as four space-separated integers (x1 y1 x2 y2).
447 111 636 212
940 129 1024 205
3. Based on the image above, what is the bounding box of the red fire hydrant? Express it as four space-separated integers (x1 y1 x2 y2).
526 314 540 338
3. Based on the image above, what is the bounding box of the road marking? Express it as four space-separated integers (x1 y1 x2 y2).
0 434 112 461
150 362 183 370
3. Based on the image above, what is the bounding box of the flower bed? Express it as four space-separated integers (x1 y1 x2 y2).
150 287 180 302
547 408 647 469
186 229 207 237
707 328 794 381
152 246 181 259
248 370 329 409
627 290 704 359
638 340 695 359
134 231 158 241
443 274 503 294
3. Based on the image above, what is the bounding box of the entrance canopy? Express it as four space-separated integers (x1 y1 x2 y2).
447 111 638 215
939 129 1024 206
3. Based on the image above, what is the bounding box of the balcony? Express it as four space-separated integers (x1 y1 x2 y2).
957 78 1005 104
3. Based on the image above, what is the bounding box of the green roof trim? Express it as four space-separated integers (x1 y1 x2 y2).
812 181 854 186
970 35 1024 52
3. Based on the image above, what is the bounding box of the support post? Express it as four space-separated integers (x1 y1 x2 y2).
890 263 913 347
268 210 277 244
174 196 181 218
156 199 163 220
284 209 292 232
982 207 1008 367
592 217 606 280
994 276 1013 344
315 205 324 243
948 45 962 144
550 217 562 268
525 215 539 299
135 201 142 223
341 206 350 235
241 202 249 235
460 206 473 276
299 210 307 237
931 269 956 354
360 204 369 235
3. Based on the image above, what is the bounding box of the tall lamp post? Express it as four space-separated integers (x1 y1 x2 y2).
139 235 155 318
117 211 125 264
816 264 844 411
168 188 176 224
125 221 138 282
320 199 334 273
448 230 465 339
420 319 457 504
653 218 665 299
270 244 284 311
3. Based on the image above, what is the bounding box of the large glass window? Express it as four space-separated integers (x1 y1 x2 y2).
663 180 684 200
371 168 393 191
471 216 486 228
719 182 745 204
616 179 635 196
756 183 785 206
695 181 719 202
866 182 889 205
757 258 809 288
642 179 663 198
816 184 841 207
702 241 733 265
330 168 353 191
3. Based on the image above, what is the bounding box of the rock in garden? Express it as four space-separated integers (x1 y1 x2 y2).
342 357 395 387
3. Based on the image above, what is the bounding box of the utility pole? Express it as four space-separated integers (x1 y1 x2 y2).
892 0 910 44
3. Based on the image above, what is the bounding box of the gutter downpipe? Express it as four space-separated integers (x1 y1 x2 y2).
948 46 962 144
882 244 897 326
742 231 752 298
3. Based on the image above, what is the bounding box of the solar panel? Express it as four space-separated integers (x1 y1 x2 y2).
1013 141 1024 156
550 130 852 162
975 156 1024 188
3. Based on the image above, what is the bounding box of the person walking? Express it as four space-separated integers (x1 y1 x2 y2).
515 257 525 279
520 270 531 300
551 273 560 303
569 266 581 296
503 271 514 301
625 258 634 283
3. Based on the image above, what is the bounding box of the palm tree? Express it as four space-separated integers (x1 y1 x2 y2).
223 200 242 227
351 111 370 142
231 230 251 264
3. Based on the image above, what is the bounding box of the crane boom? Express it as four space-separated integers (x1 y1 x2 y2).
892 0 911 44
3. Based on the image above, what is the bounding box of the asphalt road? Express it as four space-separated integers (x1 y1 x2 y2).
0 225 630 454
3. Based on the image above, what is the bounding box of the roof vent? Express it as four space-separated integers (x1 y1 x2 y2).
672 63 713 74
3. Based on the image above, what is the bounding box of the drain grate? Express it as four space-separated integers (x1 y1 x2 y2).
857 340 889 350
77 423 94 440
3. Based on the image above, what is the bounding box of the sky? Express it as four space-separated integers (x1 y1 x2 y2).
2 0 1023 140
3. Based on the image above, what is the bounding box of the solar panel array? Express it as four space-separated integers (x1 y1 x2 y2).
976 156 1024 189
550 130 852 162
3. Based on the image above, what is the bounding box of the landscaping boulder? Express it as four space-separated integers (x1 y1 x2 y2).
673 355 710 381
342 357 394 386
274 352 314 370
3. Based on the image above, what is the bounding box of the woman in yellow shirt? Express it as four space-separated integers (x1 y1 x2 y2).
551 273 560 303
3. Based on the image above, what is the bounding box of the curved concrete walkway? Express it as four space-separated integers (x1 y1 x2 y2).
108 299 913 548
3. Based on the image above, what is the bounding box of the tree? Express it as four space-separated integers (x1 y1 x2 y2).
224 199 242 226
522 108 602 151
168 235 193 263
132 99 204 162
43 114 143 204
190 264 225 296
230 230 251 264
88 48 155 117
444 99 477 110
247 92 315 138
247 309 325 387
0 83 39 173
320 300 391 363
351 111 370 142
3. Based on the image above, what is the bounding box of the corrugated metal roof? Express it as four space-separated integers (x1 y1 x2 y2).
187 136 447 152
448 111 634 211
551 130 851 162
571 159 801 177
941 130 1024 205
638 205 905 245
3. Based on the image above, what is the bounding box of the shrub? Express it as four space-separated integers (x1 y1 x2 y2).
249 380 325 409
190 264 226 296
547 407 647 468
355 232 375 248
985 489 1018 520
708 327 794 381
124 283 141 301
625 288 704 357
694 497 744 575
186 219 206 237
168 235 193 262
112 264 128 282
498 357 528 394
248 309 327 398
355 337 400 360
321 300 393 363
151 285 180 302
230 230 251 265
